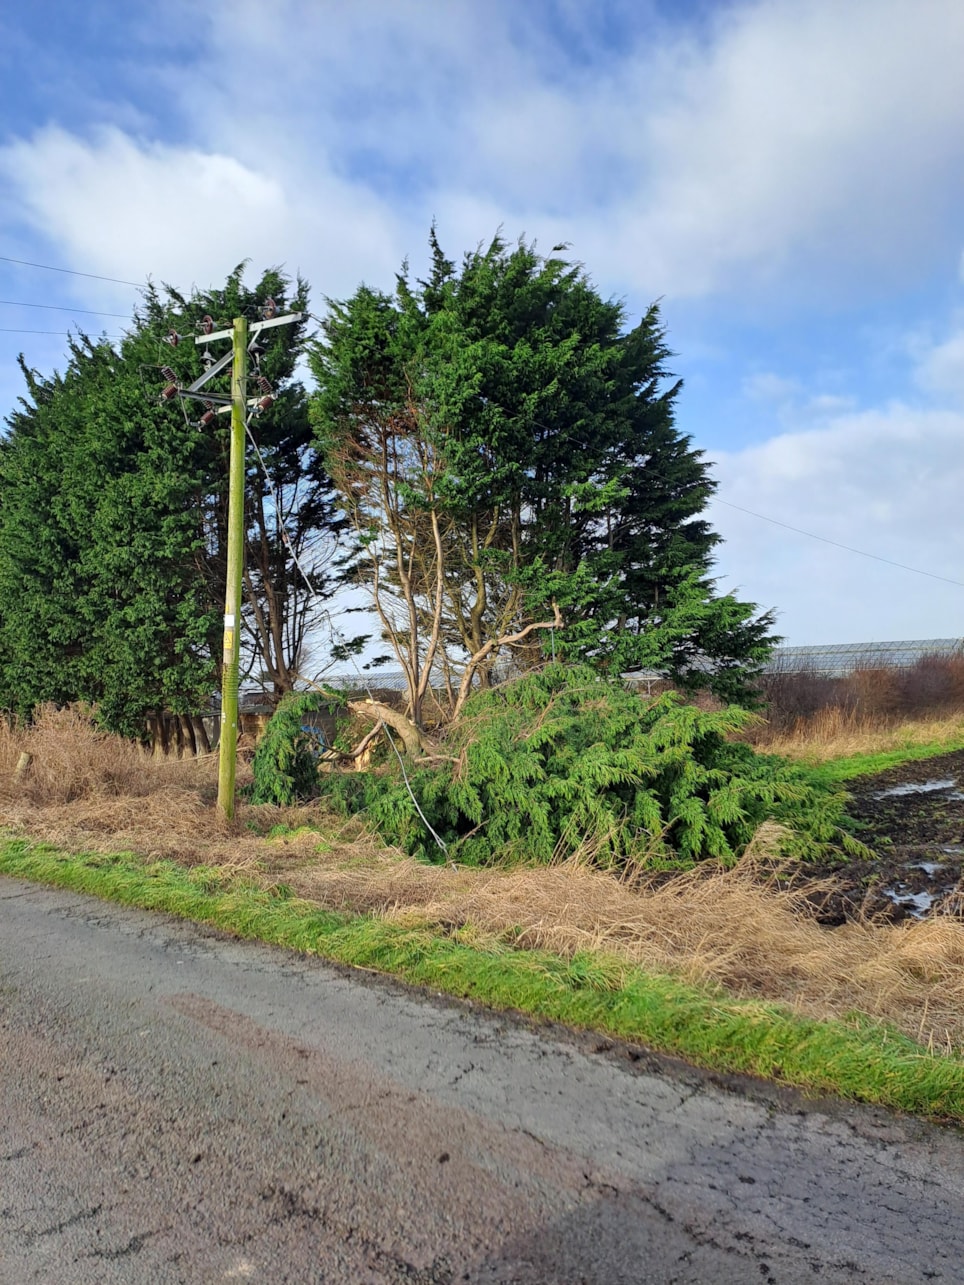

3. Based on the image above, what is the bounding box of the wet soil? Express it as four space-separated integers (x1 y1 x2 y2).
796 749 964 924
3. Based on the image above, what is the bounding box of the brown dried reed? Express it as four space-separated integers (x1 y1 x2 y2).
760 707 964 762
751 655 964 759
0 705 383 867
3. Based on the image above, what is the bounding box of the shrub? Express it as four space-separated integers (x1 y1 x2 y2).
249 692 334 806
319 664 861 869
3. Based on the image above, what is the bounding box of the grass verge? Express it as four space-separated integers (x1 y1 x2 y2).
804 736 964 786
3 834 964 1124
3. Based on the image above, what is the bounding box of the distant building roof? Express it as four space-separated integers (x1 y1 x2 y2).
765 639 964 677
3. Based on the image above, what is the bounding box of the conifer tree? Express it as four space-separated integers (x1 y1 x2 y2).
0 340 214 736
0 265 347 736
133 264 349 698
310 232 775 719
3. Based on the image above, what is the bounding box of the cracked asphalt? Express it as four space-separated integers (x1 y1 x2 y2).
2 878 964 1283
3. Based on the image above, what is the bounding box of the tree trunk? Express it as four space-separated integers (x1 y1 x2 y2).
149 711 169 758
177 714 197 758
191 715 211 755
346 699 428 757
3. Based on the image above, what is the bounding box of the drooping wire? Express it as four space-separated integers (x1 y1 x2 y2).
326 612 451 863
0 326 124 337
0 298 131 317
714 499 964 590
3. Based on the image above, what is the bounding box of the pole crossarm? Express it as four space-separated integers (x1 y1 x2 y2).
178 391 276 412
194 312 303 346
184 347 233 394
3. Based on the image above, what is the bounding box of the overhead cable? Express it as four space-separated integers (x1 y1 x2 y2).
0 326 122 337
0 298 130 318
715 499 964 589
0 255 143 287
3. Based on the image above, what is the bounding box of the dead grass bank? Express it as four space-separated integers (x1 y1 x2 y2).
4 707 964 1055
750 654 964 761
757 707 964 763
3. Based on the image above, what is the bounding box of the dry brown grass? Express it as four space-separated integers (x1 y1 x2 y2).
277 826 964 1055
749 654 964 760
6 708 964 1054
757 706 964 762
0 706 383 867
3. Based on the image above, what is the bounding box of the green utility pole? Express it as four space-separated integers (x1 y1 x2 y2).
180 307 302 820
217 316 248 818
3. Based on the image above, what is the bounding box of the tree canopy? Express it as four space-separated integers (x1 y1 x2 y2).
0 237 776 743
0 337 214 736
0 265 346 738
310 231 775 722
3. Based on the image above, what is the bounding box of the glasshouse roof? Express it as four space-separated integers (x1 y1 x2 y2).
765 639 964 676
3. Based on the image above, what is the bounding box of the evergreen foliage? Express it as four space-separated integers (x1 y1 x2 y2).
249 691 333 805
0 340 215 734
310 231 776 716
320 666 861 869
133 265 350 697
0 264 348 735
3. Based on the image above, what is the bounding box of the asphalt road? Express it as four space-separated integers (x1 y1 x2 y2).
2 877 964 1284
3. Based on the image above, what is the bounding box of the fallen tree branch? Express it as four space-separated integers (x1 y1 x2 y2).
322 720 385 764
346 699 430 757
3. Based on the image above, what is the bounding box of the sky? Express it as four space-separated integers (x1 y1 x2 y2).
1 0 964 647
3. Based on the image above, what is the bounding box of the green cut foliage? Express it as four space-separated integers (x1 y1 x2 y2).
320 665 861 869
249 691 335 805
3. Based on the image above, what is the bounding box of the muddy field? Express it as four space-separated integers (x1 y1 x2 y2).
801 750 964 924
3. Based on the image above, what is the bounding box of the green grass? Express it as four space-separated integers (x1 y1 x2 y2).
805 736 964 786
3 834 964 1123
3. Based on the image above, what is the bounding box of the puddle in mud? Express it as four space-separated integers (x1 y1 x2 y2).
792 749 964 923
874 778 957 798
882 886 937 917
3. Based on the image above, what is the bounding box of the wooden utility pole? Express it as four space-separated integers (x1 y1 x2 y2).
175 308 302 820
217 316 248 818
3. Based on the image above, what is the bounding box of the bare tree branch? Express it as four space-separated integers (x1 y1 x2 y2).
453 602 563 718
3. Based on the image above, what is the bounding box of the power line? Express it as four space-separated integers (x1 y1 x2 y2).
715 498 964 589
0 298 130 318
0 327 123 337
0 255 143 288
537 415 963 593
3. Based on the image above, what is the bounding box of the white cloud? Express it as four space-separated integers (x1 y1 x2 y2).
625 0 964 298
710 403 964 642
0 124 406 310
914 329 964 404
4 0 964 308
416 0 964 300
0 127 282 289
